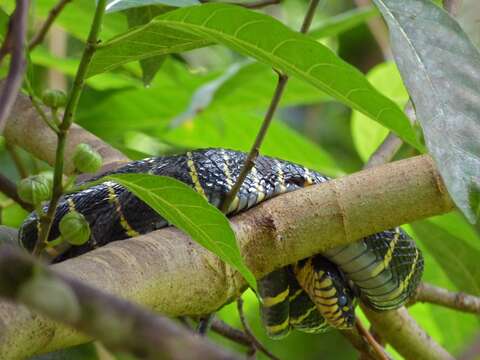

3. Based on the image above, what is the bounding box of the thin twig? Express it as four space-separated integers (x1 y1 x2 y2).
28 0 73 50
341 328 391 360
355 320 390 360
236 298 280 360
199 0 281 9
0 0 29 134
364 101 416 169
220 0 321 212
33 0 107 256
411 282 480 314
211 319 252 347
0 173 33 211
5 141 29 179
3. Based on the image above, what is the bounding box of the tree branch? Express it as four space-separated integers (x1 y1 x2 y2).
0 0 29 134
0 245 237 360
1 91 456 359
362 306 454 360
412 282 480 314
28 0 73 50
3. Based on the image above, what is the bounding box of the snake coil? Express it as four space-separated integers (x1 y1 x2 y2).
19 148 424 338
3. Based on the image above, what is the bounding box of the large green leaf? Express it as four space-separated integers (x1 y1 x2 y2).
308 6 379 39
404 224 478 355
351 62 408 162
105 173 257 290
164 111 342 177
88 4 420 149
372 0 480 223
107 0 199 13
409 219 480 296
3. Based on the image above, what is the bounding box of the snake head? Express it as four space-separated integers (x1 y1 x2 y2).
294 255 356 329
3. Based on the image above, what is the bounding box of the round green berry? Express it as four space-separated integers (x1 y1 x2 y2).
73 143 103 174
59 211 91 246
17 175 52 205
41 89 67 109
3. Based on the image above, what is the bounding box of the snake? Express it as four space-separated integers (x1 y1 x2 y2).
18 148 424 338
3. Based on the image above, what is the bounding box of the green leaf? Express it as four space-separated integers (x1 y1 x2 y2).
404 224 478 354
164 111 342 177
35 0 126 41
107 0 199 13
308 6 379 39
105 173 257 290
372 0 480 223
409 218 480 296
125 5 173 85
351 62 408 161
30 48 139 90
89 4 420 150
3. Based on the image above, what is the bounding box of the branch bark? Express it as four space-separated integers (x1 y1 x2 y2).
0 245 237 360
0 92 455 358
413 282 480 314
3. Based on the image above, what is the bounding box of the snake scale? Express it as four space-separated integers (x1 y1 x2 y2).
19 148 424 338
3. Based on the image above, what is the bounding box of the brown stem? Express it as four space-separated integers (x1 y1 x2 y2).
412 282 480 314
362 305 454 360
220 0 320 212
0 245 238 360
237 298 280 360
0 0 29 134
355 320 389 360
211 319 252 347
28 0 73 50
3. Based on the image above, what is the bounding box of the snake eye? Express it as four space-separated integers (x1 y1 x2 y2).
338 294 348 307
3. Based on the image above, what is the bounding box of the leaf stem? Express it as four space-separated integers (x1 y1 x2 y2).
220 0 321 213
33 0 107 256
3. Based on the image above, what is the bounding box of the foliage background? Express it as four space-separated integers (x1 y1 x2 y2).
0 0 479 359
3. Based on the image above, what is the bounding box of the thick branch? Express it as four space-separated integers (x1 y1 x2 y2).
362 306 454 360
0 152 454 357
0 245 237 360
1 91 455 358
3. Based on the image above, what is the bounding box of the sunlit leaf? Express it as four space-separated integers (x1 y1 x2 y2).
373 0 480 222
409 220 480 296
164 111 342 176
89 4 420 150
105 173 257 290
106 0 199 13
351 62 408 161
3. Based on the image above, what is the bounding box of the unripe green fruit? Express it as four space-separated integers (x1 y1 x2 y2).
59 211 91 246
17 175 52 205
42 89 67 109
73 143 103 174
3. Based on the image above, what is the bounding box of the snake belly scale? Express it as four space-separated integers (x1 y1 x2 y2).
19 148 424 338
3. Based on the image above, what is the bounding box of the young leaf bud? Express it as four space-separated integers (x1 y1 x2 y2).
17 175 52 205
59 211 91 246
41 89 67 109
73 143 103 174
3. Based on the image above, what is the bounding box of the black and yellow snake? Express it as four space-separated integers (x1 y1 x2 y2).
19 148 424 338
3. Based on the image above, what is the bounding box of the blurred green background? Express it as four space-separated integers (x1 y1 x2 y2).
1 0 479 359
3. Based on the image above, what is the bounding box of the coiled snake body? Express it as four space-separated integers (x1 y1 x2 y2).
19 148 424 338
